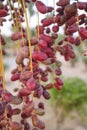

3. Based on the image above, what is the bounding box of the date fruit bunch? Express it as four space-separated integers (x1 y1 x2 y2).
0 0 87 130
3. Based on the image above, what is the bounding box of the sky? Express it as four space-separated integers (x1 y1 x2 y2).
0 0 87 36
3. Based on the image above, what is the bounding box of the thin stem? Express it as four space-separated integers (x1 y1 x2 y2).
37 11 41 83
8 0 16 30
22 0 33 72
8 0 22 71
8 0 20 50
18 0 25 44
0 33 5 91
12 2 21 50
22 1 34 102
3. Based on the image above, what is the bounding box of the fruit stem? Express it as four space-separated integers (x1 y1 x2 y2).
22 0 33 72
18 0 25 43
0 32 5 91
8 0 22 71
37 11 40 40
11 1 21 50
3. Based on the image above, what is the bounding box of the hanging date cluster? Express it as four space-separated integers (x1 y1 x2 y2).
0 0 87 130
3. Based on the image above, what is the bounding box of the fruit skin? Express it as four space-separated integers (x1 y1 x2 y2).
46 27 50 33
33 51 48 61
64 3 77 19
6 105 13 118
32 115 40 127
38 39 47 49
55 68 62 76
11 96 22 105
56 0 70 7
35 1 47 14
79 27 87 39
40 34 53 44
77 2 87 10
43 90 50 100
66 23 78 34
67 16 77 26
12 108 21 115
54 82 62 90
26 78 37 91
33 108 45 116
10 122 22 130
11 32 22 41
0 9 8 17
32 115 45 129
42 18 53 27
55 77 64 86
2 91 14 103
0 34 6 45
22 101 34 115
38 102 44 109
47 6 54 13
36 25 44 34
0 102 6 115
68 36 75 44
30 37 38 45
20 46 29 58
11 73 20 81
19 88 31 96
45 83 53 90
20 71 33 81
16 53 23 65
52 25 59 33
24 122 30 130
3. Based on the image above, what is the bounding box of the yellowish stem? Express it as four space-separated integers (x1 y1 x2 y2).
0 35 5 91
22 0 33 72
18 0 25 44
22 0 34 102
12 3 21 51
8 0 22 71
8 0 20 50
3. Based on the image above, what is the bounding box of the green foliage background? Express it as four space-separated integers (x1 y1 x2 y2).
50 77 87 115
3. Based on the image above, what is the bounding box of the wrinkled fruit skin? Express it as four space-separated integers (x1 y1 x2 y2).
33 51 48 61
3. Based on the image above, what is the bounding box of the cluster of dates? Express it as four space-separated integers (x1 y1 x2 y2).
0 0 87 130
